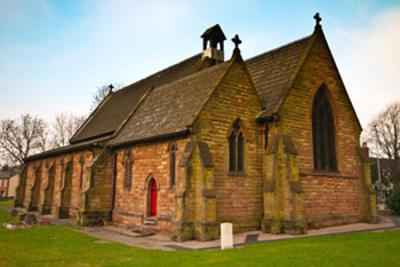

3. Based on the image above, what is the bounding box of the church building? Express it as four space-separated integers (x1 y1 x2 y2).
15 14 378 241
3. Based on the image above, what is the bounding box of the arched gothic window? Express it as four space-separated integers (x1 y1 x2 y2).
123 151 133 190
168 143 177 189
229 119 245 173
312 86 337 171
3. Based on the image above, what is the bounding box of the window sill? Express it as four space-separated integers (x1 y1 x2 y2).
312 170 339 176
300 170 358 180
228 171 247 177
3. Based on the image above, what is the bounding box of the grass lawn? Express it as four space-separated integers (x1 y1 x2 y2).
0 199 15 207
0 208 399 267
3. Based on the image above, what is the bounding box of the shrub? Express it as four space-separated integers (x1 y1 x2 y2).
388 188 400 215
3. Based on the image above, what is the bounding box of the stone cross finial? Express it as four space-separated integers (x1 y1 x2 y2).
231 34 242 49
108 84 114 92
314 12 322 29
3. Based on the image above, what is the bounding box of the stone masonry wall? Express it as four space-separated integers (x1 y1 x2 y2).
20 149 95 219
193 59 264 232
279 31 363 226
79 148 115 225
112 137 190 234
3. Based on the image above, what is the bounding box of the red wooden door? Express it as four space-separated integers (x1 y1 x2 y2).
149 179 157 217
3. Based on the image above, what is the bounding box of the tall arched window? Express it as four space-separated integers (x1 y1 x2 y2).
168 143 177 189
312 86 337 171
123 151 133 190
229 119 245 173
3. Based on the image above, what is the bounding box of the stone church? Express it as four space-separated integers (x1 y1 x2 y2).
15 15 378 241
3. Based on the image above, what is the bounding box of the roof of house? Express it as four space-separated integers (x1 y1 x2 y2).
0 168 19 179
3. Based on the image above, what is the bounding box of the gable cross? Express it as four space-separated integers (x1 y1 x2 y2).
314 12 322 29
231 34 242 49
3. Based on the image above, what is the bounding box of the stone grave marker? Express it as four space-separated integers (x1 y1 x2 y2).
220 223 233 250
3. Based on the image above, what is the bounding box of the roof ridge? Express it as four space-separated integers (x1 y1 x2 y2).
150 61 229 91
245 34 312 63
113 53 202 95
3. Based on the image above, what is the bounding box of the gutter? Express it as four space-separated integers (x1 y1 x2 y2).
110 130 191 150
25 142 104 162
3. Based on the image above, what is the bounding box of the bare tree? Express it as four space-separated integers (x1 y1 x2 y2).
91 83 123 110
50 112 86 148
366 102 400 186
0 114 48 166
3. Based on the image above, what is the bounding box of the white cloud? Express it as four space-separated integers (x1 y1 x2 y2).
331 7 400 128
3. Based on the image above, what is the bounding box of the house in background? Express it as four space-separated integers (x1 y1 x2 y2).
370 157 400 209
0 166 19 199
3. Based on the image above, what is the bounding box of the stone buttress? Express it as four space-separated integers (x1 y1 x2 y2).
262 135 307 234
358 146 378 223
173 141 218 241
78 148 114 226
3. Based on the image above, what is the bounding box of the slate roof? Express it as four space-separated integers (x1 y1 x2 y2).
246 35 312 115
0 168 19 179
110 62 230 146
109 35 314 146
73 35 312 145
70 53 205 144
27 30 320 160
27 135 108 161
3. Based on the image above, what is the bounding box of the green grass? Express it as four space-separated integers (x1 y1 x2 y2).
0 199 14 207
0 208 399 267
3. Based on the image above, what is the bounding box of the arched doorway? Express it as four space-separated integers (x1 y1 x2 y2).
148 178 157 217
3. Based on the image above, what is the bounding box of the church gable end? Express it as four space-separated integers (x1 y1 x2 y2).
192 49 263 231
277 26 367 227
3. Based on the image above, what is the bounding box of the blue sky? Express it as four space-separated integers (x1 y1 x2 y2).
1 0 400 129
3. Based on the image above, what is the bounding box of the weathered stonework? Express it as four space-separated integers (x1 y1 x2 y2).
14 26 377 241
277 29 377 228
173 141 218 241
262 135 306 234
112 138 189 234
192 57 264 234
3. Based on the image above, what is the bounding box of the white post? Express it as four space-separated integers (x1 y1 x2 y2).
220 223 233 250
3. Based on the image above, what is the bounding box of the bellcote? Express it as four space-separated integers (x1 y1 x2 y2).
201 24 226 63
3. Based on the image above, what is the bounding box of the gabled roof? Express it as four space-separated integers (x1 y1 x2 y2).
27 25 362 161
70 54 205 144
0 168 19 179
246 35 312 116
73 33 314 145
110 61 230 146
201 24 227 41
